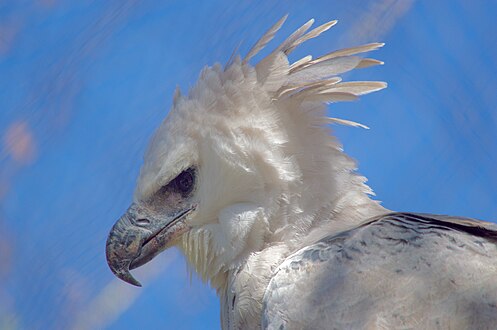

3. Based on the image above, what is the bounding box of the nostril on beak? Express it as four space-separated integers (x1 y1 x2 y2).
135 218 151 227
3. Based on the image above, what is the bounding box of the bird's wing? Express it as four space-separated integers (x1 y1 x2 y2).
261 212 497 329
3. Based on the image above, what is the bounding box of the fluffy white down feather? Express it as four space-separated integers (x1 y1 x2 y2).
135 16 389 328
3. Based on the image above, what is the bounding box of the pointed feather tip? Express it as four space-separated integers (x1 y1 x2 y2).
243 14 289 64
323 19 338 30
357 58 384 69
361 42 385 54
275 14 289 30
326 117 370 130
370 81 388 93
366 42 385 51
173 85 182 106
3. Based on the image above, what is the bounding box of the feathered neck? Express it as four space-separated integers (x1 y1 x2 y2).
176 64 387 292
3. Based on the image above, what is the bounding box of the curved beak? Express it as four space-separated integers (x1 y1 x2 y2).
106 203 194 287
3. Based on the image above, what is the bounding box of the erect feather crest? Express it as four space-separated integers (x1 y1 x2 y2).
239 16 386 130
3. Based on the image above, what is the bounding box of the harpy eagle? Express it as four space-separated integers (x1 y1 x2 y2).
106 16 497 329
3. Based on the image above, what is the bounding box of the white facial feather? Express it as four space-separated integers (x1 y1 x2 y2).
134 17 387 298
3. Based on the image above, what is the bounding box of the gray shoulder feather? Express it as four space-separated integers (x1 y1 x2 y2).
262 213 497 329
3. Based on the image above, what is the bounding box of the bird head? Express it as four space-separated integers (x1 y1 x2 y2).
106 16 386 288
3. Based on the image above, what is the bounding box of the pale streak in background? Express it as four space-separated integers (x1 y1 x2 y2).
71 254 175 330
342 0 414 44
3 122 37 165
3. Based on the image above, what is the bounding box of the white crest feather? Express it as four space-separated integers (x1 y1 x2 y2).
322 81 387 95
325 117 370 129
243 15 288 63
291 42 384 72
285 20 338 55
289 55 312 70
277 18 315 54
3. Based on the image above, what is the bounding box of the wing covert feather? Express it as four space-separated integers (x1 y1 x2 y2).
262 213 497 329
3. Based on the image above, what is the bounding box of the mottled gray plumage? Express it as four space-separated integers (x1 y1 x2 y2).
263 213 497 329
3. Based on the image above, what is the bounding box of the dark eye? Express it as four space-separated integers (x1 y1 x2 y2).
173 168 195 195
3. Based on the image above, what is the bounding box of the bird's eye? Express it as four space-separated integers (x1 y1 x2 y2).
173 168 195 195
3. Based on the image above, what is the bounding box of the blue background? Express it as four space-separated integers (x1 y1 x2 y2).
1 1 496 329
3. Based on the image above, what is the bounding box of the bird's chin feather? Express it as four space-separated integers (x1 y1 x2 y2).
178 204 269 286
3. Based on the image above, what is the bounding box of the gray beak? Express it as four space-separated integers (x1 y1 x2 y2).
106 203 193 287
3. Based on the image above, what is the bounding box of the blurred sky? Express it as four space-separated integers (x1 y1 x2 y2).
1 1 497 329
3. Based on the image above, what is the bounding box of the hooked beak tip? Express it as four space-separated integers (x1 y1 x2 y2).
116 268 142 287
106 253 143 287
